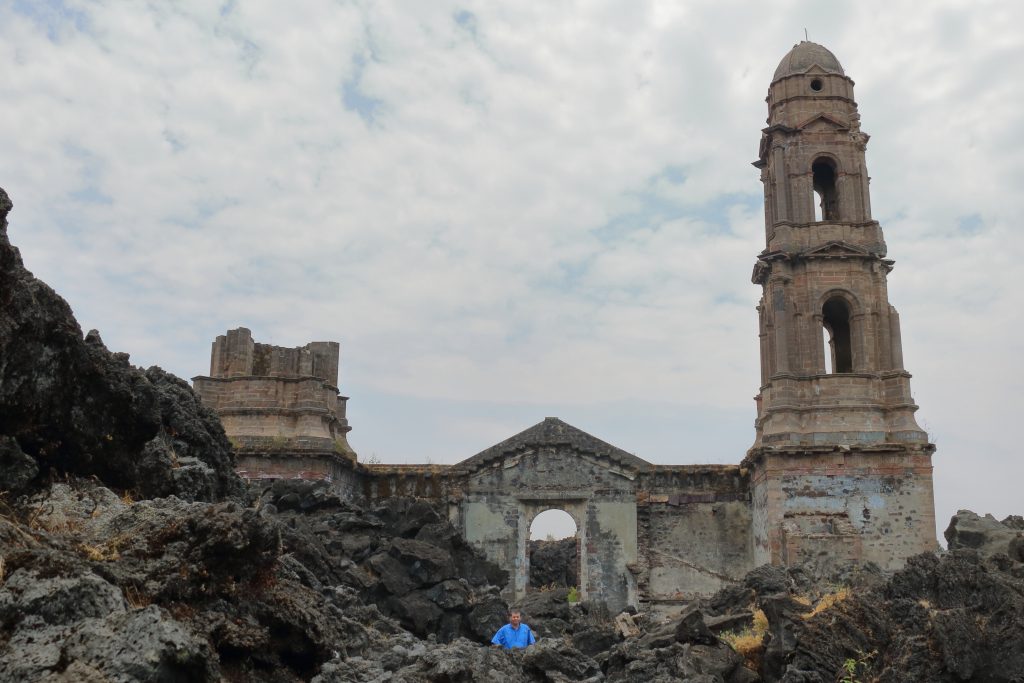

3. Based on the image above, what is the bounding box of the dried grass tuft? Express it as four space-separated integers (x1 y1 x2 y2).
802 587 851 620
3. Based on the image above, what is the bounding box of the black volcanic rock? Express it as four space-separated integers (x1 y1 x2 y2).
528 536 578 588
724 549 1024 682
260 485 512 643
0 434 38 492
0 186 241 501
946 509 1024 562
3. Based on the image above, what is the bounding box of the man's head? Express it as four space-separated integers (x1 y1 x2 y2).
509 610 522 627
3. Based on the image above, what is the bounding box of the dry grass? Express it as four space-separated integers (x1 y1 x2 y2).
726 630 764 657
123 584 151 609
29 512 84 534
721 607 768 670
752 608 768 632
78 543 120 562
802 587 851 620
78 526 137 562
25 503 46 531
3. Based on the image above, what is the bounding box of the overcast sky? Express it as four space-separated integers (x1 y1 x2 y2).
2 0 1022 543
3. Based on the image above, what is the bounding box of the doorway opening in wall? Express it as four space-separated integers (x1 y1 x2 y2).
528 509 580 591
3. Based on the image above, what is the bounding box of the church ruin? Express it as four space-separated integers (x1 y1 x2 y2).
193 42 938 613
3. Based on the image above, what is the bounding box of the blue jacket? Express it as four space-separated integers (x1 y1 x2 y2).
491 623 536 649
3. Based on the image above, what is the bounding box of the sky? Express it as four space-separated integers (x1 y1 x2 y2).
1 0 1022 545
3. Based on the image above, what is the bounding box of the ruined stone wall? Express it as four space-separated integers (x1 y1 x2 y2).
208 328 339 382
237 453 361 498
353 448 760 612
459 447 639 612
193 328 354 478
636 466 754 604
360 464 458 500
193 375 348 449
747 446 937 570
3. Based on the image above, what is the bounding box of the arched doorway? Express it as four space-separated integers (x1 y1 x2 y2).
528 509 579 590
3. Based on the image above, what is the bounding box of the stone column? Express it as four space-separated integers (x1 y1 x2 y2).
772 148 789 223
811 313 826 373
889 306 905 371
772 284 790 374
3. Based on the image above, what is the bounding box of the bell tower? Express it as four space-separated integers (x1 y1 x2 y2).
745 42 937 569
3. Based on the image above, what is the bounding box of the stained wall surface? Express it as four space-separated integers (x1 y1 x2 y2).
748 447 936 569
637 467 754 603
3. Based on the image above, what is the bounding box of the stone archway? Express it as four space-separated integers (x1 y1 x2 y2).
527 508 580 590
515 499 590 603
454 419 650 611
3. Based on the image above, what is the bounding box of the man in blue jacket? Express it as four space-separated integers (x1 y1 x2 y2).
491 609 536 649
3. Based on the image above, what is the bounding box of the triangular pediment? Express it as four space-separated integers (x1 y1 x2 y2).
803 241 872 259
796 113 849 132
804 64 831 76
452 417 651 475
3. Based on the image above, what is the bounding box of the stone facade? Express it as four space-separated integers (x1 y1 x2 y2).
193 42 937 612
358 418 755 614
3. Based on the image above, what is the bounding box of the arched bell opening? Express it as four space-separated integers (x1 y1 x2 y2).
822 296 853 373
812 157 839 221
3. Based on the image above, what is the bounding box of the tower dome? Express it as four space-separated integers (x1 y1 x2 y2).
772 41 845 82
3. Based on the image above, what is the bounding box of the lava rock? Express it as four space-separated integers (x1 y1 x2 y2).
744 563 793 595
529 536 579 588
0 435 37 492
388 536 457 586
0 188 242 502
675 603 717 645
465 590 510 643
946 509 1024 562
0 569 126 627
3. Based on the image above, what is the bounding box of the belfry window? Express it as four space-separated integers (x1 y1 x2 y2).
812 157 839 221
822 297 853 373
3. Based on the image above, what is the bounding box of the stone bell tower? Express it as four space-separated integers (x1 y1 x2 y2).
744 42 937 569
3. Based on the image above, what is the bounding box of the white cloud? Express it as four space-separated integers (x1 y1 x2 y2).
2 0 1022 540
